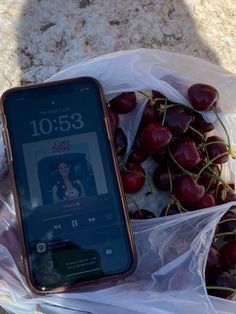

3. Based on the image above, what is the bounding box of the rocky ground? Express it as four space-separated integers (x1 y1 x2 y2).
0 0 235 95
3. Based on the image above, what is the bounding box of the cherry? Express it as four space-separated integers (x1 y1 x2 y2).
206 268 236 299
121 163 145 193
114 128 127 156
128 147 148 163
153 163 181 191
165 106 193 135
216 184 236 205
107 107 119 132
220 241 236 268
141 123 172 155
140 100 160 126
109 92 136 114
173 175 205 207
188 83 219 111
206 136 229 164
191 111 214 133
170 137 201 171
197 164 220 191
129 209 156 219
206 245 220 272
197 192 216 209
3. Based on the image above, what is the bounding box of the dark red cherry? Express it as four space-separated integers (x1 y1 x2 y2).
128 147 148 163
206 136 229 164
141 123 172 155
197 192 216 209
173 175 205 207
188 83 219 111
153 163 181 191
114 128 127 155
197 164 220 190
170 137 201 170
206 245 220 272
165 105 193 135
109 92 136 114
121 163 145 193
191 111 214 133
107 107 119 132
220 241 236 268
140 100 160 126
129 209 156 219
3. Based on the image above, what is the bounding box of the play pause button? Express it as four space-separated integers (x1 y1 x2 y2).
71 219 78 228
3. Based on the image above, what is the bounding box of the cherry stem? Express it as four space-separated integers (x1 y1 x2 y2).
198 141 230 150
207 169 234 193
137 90 151 100
164 202 171 216
167 164 173 193
161 99 168 126
218 218 236 225
213 107 232 151
206 286 236 294
214 230 236 238
168 147 196 177
197 152 229 177
189 126 205 140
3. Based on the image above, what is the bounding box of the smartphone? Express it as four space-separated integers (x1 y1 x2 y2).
0 77 136 294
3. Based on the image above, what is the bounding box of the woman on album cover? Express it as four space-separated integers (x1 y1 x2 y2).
52 161 86 202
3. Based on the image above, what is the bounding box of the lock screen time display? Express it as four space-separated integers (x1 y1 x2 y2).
3 79 133 291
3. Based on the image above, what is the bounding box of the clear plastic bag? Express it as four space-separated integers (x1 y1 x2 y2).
1 48 236 313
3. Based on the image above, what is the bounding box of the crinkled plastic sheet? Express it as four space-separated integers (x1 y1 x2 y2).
1 48 236 313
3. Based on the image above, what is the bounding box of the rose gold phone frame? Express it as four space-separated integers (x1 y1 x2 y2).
0 77 137 294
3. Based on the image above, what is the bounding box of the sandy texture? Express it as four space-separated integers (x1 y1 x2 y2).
0 0 235 93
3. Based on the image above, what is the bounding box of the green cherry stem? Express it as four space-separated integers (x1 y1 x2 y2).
197 152 229 177
137 90 151 100
161 99 168 126
206 286 236 294
214 230 236 238
218 218 236 225
207 169 234 193
189 126 206 140
213 107 232 150
167 164 173 194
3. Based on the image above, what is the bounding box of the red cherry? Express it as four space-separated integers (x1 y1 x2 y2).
197 192 216 209
197 164 220 190
220 241 236 268
170 137 201 170
165 105 193 135
109 92 136 114
128 147 148 163
129 209 156 219
107 107 119 132
121 163 145 193
173 175 205 207
141 123 172 154
206 136 229 164
153 163 181 191
188 83 219 111
140 101 160 126
191 111 214 133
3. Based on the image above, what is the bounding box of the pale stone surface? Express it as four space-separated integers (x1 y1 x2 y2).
0 0 235 95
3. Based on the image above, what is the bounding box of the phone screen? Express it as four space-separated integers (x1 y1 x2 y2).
2 78 134 291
